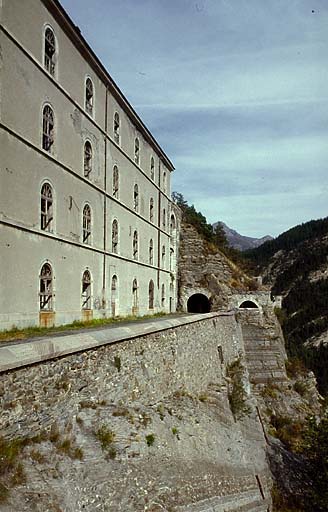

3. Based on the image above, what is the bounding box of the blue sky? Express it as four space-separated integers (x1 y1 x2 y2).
61 0 328 237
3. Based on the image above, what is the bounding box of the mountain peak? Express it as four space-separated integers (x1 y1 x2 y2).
213 221 273 251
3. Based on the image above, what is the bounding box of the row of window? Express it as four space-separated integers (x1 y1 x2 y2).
43 28 167 186
42 104 167 192
41 183 174 266
40 262 169 311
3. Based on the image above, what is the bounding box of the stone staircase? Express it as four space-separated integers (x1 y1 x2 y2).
241 322 287 385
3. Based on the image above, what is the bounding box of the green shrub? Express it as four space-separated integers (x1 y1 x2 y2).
95 425 116 450
145 434 155 447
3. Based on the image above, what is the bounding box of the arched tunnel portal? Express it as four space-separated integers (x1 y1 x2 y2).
239 300 259 309
187 293 211 313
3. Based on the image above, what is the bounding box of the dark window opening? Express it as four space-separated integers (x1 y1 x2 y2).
40 263 53 310
42 105 54 152
82 270 91 309
187 293 211 313
44 27 56 76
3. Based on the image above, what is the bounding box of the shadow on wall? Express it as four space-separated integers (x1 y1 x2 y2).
187 294 211 313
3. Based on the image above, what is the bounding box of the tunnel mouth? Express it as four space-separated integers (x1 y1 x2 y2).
239 300 259 309
187 293 211 313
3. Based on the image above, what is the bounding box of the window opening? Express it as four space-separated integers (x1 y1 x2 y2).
134 138 140 165
111 275 118 316
114 112 120 144
85 78 94 116
113 166 119 198
41 183 53 231
163 208 166 228
44 27 56 76
84 141 92 178
42 105 54 152
149 239 153 265
170 214 176 235
162 245 165 267
161 283 165 307
133 184 139 212
150 157 155 180
82 270 91 309
149 198 154 222
149 280 154 309
132 278 138 308
39 263 53 310
163 171 167 193
133 230 138 260
112 219 118 253
83 204 91 244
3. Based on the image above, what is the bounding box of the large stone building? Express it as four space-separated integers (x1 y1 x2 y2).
0 0 179 331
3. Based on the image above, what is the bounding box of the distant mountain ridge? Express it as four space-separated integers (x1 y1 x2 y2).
213 221 273 251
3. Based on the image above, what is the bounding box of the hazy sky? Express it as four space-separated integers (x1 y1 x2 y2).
61 0 328 237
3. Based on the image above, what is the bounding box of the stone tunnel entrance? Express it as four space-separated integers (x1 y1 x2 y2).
187 293 211 313
239 300 259 309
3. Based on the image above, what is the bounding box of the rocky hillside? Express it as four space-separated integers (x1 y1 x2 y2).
213 221 273 251
245 217 328 395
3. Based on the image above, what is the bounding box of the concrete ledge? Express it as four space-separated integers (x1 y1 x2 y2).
0 312 233 373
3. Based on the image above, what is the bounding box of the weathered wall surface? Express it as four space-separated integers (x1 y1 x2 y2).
0 315 271 511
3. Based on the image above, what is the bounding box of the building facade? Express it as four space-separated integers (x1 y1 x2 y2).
0 0 179 330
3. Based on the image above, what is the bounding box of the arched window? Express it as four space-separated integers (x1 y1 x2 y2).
82 204 91 244
133 230 138 260
163 171 167 193
149 198 154 222
82 270 91 310
42 105 54 152
170 247 174 271
39 263 53 310
44 27 56 76
41 182 53 231
132 278 138 308
111 275 118 316
170 214 176 235
149 280 154 309
162 208 166 228
113 165 119 198
134 137 140 165
114 112 120 144
150 157 155 180
162 245 165 267
84 141 92 178
133 184 139 212
85 77 94 116
161 283 165 307
112 219 119 254
149 239 153 265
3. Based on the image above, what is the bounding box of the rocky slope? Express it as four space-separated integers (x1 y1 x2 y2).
246 217 328 395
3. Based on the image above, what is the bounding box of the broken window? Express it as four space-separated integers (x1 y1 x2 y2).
82 270 91 310
149 198 154 222
133 230 138 260
162 245 165 267
150 157 155 180
113 166 119 198
39 262 53 310
84 141 92 178
149 239 153 265
85 77 94 116
162 208 166 228
149 280 154 309
114 112 120 144
83 204 91 244
133 184 139 212
132 278 138 308
44 27 56 76
42 105 54 152
41 182 53 231
112 219 118 254
134 137 140 165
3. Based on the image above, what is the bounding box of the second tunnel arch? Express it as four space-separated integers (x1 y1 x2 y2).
187 293 211 313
